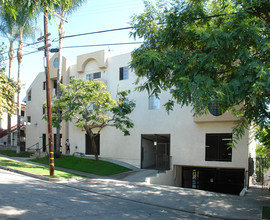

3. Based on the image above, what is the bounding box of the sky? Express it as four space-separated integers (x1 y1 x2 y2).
0 0 147 101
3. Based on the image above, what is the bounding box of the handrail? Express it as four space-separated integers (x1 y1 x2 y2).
27 142 49 158
26 142 39 151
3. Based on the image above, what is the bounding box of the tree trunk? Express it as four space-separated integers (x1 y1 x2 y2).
7 39 14 149
56 18 65 153
16 28 23 154
84 125 99 161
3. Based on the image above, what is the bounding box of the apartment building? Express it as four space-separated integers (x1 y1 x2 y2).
25 50 255 194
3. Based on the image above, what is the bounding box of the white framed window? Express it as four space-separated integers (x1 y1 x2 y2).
148 94 160 110
119 66 129 80
28 90 31 101
27 116 31 125
86 72 101 81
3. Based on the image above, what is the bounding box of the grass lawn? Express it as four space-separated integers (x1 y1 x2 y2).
0 157 85 179
0 150 34 157
30 155 131 176
263 206 270 220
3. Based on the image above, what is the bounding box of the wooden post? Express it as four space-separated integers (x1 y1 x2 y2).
44 10 54 176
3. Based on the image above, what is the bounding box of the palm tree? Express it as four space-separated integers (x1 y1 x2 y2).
13 3 39 153
0 7 19 149
0 3 39 153
52 0 86 153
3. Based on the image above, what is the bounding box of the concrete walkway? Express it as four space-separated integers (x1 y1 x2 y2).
58 178 270 220
1 155 270 219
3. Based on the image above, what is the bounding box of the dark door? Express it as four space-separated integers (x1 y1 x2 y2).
85 134 100 155
156 143 170 170
42 134 46 152
182 167 244 195
20 130 26 151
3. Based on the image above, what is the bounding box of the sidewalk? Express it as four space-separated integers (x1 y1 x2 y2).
57 177 270 220
1 155 270 219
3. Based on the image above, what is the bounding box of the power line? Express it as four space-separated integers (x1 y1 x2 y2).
62 26 133 40
3 50 41 61
1 26 137 57
2 41 142 61
1 40 47 55
63 42 143 49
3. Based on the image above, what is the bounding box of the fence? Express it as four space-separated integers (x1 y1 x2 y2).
249 157 270 189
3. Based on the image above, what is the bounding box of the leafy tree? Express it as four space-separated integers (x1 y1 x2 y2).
255 144 269 157
0 4 39 149
0 6 19 148
50 78 136 161
256 125 270 155
130 0 270 142
0 43 16 117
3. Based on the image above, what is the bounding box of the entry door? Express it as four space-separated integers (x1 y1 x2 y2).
156 143 170 170
42 134 46 152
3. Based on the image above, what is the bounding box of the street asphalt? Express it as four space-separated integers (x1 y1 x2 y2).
0 155 270 219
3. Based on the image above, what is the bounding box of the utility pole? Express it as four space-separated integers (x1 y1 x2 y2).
38 9 54 176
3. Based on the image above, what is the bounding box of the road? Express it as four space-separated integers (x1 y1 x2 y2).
0 169 217 220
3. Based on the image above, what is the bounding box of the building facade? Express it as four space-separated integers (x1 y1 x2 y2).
25 50 255 194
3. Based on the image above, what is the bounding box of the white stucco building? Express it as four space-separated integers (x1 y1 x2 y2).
25 50 255 194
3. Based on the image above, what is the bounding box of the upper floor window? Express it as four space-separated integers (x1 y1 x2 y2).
43 81 46 90
53 80 57 89
205 133 232 162
28 90 31 101
86 72 101 81
148 94 160 110
27 116 31 124
119 66 129 80
208 101 222 116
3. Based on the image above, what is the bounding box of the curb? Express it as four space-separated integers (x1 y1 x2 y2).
0 165 60 182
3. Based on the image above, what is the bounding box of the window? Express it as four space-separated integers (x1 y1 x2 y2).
43 81 46 90
53 57 59 68
53 80 57 89
86 72 101 80
28 90 31 101
148 94 160 110
205 133 232 162
42 107 46 115
93 72 101 79
119 66 129 80
27 116 31 124
208 101 222 116
21 110 25 117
